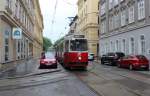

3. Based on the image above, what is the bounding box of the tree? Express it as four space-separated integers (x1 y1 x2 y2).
53 37 64 48
43 37 52 51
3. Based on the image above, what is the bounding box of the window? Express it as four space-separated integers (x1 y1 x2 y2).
17 40 21 59
109 16 113 30
116 40 119 52
109 0 113 10
65 41 69 52
140 35 146 55
17 2 20 19
138 0 145 20
21 40 24 59
122 39 126 53
130 37 135 54
108 42 110 52
101 44 104 55
110 41 113 52
70 39 88 51
118 40 121 52
101 2 106 16
4 30 10 61
6 0 12 9
15 0 18 18
106 43 108 53
114 13 119 29
120 0 124 2
101 20 106 33
121 10 126 26
129 5 135 23
114 0 119 6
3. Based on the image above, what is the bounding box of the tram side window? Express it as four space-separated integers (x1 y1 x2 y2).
70 40 76 51
65 40 69 52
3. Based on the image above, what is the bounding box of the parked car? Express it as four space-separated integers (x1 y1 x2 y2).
117 55 149 70
39 52 57 69
88 53 95 61
101 52 125 65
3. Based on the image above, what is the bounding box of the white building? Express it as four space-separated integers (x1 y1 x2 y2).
99 0 150 59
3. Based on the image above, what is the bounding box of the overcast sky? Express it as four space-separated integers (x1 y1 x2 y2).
39 0 77 43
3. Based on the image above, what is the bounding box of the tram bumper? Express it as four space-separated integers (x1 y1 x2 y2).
68 62 88 67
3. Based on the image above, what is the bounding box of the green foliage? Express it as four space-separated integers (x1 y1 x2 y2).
43 37 53 51
53 37 64 47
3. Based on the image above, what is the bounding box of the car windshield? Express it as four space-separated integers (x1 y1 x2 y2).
45 52 55 59
107 53 115 56
70 39 88 51
116 53 125 57
136 55 147 60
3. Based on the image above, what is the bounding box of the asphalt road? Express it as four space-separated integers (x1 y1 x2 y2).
0 52 99 96
1 51 150 96
0 68 99 96
73 61 150 96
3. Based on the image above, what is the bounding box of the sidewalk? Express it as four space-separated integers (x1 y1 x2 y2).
0 58 61 79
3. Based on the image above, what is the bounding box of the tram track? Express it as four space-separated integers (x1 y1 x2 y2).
75 61 150 96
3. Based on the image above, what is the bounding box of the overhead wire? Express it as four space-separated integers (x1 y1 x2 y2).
62 0 76 6
57 0 77 40
52 0 77 42
51 0 58 34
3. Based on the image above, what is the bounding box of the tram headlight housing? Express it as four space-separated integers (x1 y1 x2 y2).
78 56 82 60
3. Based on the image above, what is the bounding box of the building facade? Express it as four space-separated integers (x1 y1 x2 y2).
0 0 43 65
77 0 99 56
33 0 44 58
99 0 150 59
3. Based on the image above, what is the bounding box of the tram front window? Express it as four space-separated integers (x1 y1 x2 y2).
70 39 87 51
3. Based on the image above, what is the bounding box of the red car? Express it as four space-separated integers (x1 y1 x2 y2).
117 55 149 70
39 53 57 69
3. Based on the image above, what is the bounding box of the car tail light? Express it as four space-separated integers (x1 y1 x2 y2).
53 61 57 63
40 61 45 64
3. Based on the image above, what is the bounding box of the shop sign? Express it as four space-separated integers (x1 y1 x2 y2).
12 28 22 39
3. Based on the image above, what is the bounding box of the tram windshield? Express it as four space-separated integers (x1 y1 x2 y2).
70 39 88 51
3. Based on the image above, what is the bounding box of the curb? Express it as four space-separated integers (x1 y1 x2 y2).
2 69 62 80
93 60 101 64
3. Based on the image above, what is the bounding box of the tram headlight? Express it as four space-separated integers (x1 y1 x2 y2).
78 56 82 60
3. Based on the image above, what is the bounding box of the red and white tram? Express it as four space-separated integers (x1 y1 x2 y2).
55 34 88 69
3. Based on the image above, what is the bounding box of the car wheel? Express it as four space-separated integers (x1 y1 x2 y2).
39 64 45 69
144 67 149 71
83 67 87 71
129 64 133 70
101 61 104 65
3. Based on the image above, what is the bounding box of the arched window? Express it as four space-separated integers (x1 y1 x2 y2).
110 41 113 52
122 39 126 53
116 40 119 52
130 37 135 54
140 35 146 55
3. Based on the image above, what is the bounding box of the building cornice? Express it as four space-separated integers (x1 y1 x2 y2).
82 23 98 30
0 11 34 41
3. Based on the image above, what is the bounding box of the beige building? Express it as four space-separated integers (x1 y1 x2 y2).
77 0 99 56
0 0 43 68
33 0 44 58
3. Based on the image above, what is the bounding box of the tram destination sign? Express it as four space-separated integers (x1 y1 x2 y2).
74 35 84 38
